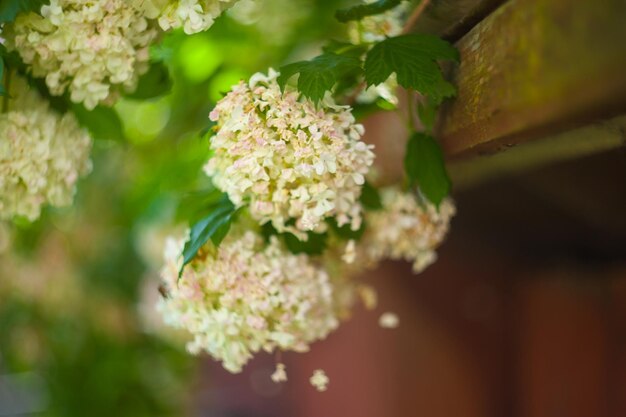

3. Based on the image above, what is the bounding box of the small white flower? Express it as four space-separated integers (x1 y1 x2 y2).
310 369 329 392
271 363 287 383
379 312 399 329
341 240 357 264
357 285 378 311
138 0 240 34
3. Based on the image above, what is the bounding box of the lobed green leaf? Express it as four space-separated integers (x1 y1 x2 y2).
404 132 451 206
365 34 459 104
278 53 363 103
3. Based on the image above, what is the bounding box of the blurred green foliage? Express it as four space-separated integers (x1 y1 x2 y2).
0 1 356 414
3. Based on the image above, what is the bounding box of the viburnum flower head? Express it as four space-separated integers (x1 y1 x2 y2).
138 0 240 34
158 229 353 373
205 69 375 238
0 75 92 221
364 186 455 273
5 0 159 109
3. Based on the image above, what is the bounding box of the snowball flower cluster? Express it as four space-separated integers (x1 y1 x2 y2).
364 187 455 273
5 0 159 109
205 70 375 237
158 230 353 373
138 0 239 34
0 76 92 221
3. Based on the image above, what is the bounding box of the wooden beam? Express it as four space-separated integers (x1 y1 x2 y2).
449 115 626 188
438 0 626 158
412 0 505 41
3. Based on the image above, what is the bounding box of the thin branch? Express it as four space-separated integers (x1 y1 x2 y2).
402 0 431 34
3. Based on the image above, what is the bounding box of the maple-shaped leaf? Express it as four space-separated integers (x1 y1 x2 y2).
278 53 362 103
365 34 459 104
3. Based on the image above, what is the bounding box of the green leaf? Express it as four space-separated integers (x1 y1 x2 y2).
365 34 459 104
336 0 402 23
278 53 363 103
175 187 223 223
322 40 370 58
199 119 217 138
260 222 328 255
127 62 172 100
0 0 48 24
327 218 365 241
360 181 383 210
404 133 451 206
283 230 328 255
417 98 438 132
71 104 125 142
180 194 236 275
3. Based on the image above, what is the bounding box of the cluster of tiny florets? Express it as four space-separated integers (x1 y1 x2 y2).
0 76 92 221
348 0 408 44
158 230 352 373
364 187 455 273
5 0 159 109
138 0 239 34
205 70 375 238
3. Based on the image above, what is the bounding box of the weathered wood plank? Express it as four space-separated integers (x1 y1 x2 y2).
438 0 626 157
412 0 505 41
449 115 626 188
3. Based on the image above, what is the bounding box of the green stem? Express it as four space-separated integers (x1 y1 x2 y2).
406 89 416 131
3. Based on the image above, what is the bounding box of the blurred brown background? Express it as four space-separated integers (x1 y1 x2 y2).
191 148 626 417
188 0 626 414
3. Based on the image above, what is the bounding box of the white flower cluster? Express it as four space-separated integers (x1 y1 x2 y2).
348 0 410 106
0 76 92 221
205 70 375 237
348 0 409 44
158 230 353 373
364 187 455 273
138 0 239 34
310 369 329 392
5 0 159 110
